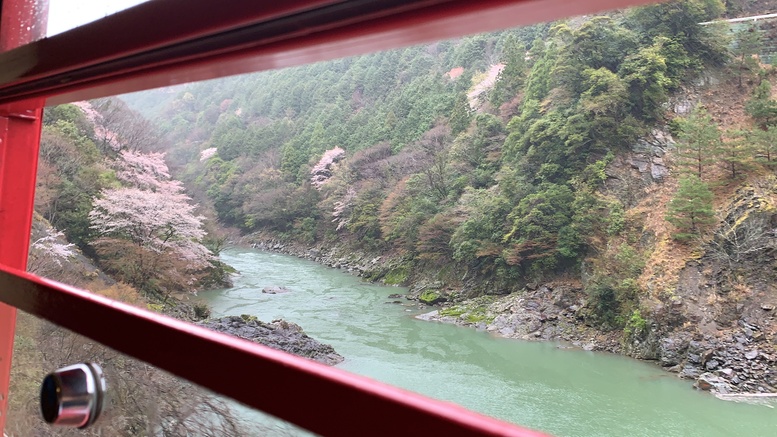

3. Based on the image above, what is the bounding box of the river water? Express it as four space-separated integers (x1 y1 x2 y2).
198 248 777 436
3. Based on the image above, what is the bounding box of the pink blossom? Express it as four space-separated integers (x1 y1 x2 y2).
200 147 218 162
114 149 171 190
310 146 345 188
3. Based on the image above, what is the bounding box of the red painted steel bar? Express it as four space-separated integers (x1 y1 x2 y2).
0 265 548 437
0 0 656 106
0 0 47 430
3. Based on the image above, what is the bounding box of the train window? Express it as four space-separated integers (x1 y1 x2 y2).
47 0 150 37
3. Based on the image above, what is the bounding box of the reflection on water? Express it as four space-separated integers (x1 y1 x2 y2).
199 248 777 437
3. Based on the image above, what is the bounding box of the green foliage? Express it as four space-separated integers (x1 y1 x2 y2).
524 39 555 101
606 201 626 236
674 106 722 179
719 130 753 179
731 23 763 87
622 309 649 340
666 175 715 241
627 0 726 65
382 267 409 285
490 35 527 107
746 80 777 128
585 244 644 328
122 11 721 292
749 126 777 167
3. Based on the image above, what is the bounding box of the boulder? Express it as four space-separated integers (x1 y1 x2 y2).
419 290 446 305
262 286 291 294
199 315 343 365
695 372 732 394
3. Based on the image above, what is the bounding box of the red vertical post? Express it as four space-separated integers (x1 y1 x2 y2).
0 0 48 430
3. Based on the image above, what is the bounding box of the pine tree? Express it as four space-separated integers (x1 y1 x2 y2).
449 92 472 135
732 23 762 87
675 106 721 180
719 130 753 179
746 80 777 129
666 175 715 241
490 35 527 107
750 125 777 167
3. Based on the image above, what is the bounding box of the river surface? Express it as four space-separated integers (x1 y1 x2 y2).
198 248 777 436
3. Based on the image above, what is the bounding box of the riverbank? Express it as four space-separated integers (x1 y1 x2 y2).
199 315 344 365
238 235 776 398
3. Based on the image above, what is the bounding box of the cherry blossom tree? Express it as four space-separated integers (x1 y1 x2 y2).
89 150 212 294
114 149 171 190
310 146 345 188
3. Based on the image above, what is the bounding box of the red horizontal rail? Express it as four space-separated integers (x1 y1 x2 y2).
0 0 655 106
0 265 547 437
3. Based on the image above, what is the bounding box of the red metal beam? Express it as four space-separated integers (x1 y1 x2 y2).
0 0 657 106
0 0 47 430
0 266 548 437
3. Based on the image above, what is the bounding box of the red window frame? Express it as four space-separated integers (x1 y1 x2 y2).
0 0 654 434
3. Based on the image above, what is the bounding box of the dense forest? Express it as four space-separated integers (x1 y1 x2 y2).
122 0 760 328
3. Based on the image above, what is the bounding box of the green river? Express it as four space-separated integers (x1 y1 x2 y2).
198 248 777 436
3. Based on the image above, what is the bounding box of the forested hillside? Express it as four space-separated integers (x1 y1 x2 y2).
120 0 777 393
124 1 721 310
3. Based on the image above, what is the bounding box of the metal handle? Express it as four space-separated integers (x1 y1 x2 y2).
40 362 106 428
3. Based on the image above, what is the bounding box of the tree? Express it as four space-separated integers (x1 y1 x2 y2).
618 37 675 122
628 0 726 65
718 131 752 179
674 106 721 179
490 35 527 107
89 185 211 293
449 92 472 135
666 175 715 241
750 125 777 167
731 23 762 87
417 124 454 202
89 152 212 294
746 79 777 129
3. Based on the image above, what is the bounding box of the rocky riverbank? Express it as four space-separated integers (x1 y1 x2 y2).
240 237 776 398
412 282 776 397
199 315 344 366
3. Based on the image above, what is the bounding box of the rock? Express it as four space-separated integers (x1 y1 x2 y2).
199 316 343 365
745 350 759 360
388 293 403 299
695 373 732 394
651 163 669 181
680 365 701 379
262 286 291 294
705 360 720 371
761 304 775 311
419 290 446 305
415 310 439 321
629 156 650 172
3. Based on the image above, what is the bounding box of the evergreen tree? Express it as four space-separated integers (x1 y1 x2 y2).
731 23 762 87
449 92 472 135
675 106 721 179
666 175 715 241
746 80 777 129
750 125 777 167
490 35 527 107
719 130 753 179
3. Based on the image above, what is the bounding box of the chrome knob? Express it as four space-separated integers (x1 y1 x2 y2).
40 362 106 428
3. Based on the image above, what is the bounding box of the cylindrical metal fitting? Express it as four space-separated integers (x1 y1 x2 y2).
40 362 106 428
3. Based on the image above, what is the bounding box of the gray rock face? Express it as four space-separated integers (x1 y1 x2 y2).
200 316 344 365
695 372 733 394
659 335 690 367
